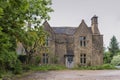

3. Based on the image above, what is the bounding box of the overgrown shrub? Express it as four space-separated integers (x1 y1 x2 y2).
76 64 116 70
22 65 31 71
13 60 22 74
101 64 115 69
111 55 120 66
29 64 66 71
0 70 3 78
0 71 13 80
34 56 41 65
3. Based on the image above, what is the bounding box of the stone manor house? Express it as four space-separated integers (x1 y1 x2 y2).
17 15 103 68
42 15 103 68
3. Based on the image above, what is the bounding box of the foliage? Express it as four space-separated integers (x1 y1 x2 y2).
116 51 120 55
0 27 17 71
0 7 3 18
34 56 41 65
0 0 53 76
0 0 29 50
0 0 29 74
104 36 120 64
108 36 119 57
17 0 53 64
0 70 13 79
29 64 66 71
19 27 48 64
103 51 112 63
76 64 116 70
111 55 120 66
101 64 116 69
13 60 22 74
0 70 4 78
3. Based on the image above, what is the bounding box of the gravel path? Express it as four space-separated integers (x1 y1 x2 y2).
17 70 120 80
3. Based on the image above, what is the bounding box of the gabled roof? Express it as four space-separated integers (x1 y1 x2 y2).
52 27 76 35
43 21 55 34
43 20 92 35
74 20 92 34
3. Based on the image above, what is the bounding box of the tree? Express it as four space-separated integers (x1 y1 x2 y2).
0 27 17 72
0 0 28 73
0 0 29 51
17 0 53 64
19 27 48 64
0 0 53 73
108 36 119 58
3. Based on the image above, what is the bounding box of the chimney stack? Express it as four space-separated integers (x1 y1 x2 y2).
91 15 100 34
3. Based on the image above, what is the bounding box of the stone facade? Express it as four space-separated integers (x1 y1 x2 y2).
43 15 103 68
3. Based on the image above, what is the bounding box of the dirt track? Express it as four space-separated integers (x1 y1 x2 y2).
17 70 120 80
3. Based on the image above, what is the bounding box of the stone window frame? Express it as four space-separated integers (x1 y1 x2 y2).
80 36 87 47
80 53 86 65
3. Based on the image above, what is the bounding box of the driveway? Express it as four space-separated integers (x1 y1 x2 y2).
17 70 120 80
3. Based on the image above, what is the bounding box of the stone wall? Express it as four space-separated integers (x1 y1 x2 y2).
91 35 103 65
55 34 67 65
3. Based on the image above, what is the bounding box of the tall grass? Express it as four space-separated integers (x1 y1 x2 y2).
75 64 117 70
28 64 66 71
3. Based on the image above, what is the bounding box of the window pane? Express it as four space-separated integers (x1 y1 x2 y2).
46 58 48 63
43 53 48 64
83 37 86 40
43 58 45 64
43 53 45 56
84 58 86 63
80 54 82 57
80 58 83 63
84 54 86 57
80 36 86 47
80 37 83 41
80 54 86 64
80 41 82 46
84 41 86 47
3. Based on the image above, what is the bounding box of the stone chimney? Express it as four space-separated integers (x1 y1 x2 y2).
91 15 100 34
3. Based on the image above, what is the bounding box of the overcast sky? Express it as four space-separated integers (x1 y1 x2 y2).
48 0 120 48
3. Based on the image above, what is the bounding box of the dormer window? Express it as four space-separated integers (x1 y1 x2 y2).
80 36 86 47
